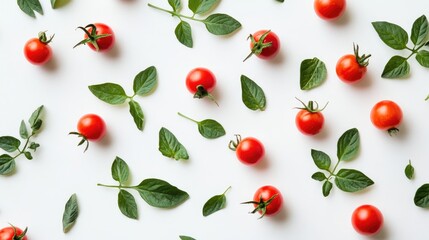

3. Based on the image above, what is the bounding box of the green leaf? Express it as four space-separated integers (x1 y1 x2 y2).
335 169 374 192
311 149 331 170
175 21 193 48
322 181 333 197
203 187 229 217
411 15 428 46
28 142 40 151
0 136 21 153
414 184 429 208
168 0 182 12
129 100 145 131
300 58 327 90
198 120 226 139
133 66 157 96
159 127 189 160
311 172 327 181
179 236 196 240
382 56 410 78
88 83 128 105
62 193 79 233
188 0 218 15
203 14 241 35
111 157 129 184
29 105 44 131
0 154 15 175
24 152 32 160
405 160 414 180
337 128 360 161
240 75 266 111
17 0 43 18
19 120 29 139
134 178 189 208
372 21 408 50
416 50 429 68
118 190 138 219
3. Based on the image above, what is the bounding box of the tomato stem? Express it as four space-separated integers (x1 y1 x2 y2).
353 43 371 67
243 30 273 62
228 134 242 151
387 127 399 136
295 97 328 113
38 31 54 44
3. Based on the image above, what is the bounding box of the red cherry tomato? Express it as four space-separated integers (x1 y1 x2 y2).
351 205 384 236
295 99 327 135
70 114 106 152
185 67 218 104
242 185 283 218
244 30 280 61
336 44 371 83
74 23 115 52
23 32 54 65
370 100 403 135
229 135 265 165
0 225 28 240
314 0 346 20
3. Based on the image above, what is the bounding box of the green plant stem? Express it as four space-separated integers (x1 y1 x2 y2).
148 3 203 22
97 183 138 190
223 186 232 195
327 160 341 180
13 134 35 160
177 112 198 124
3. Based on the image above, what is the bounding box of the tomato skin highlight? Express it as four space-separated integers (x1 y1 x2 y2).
24 38 52 65
249 30 280 60
336 54 367 83
235 137 265 165
77 114 106 141
370 100 403 132
314 0 346 20
296 110 324 135
253 186 283 216
351 205 384 236
185 68 216 94
0 226 28 240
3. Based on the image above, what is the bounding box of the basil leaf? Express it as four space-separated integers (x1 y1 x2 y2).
405 160 414 180
129 100 145 131
118 190 138 219
179 236 196 240
0 154 15 175
416 50 429 68
411 15 428 46
312 172 327 181
19 120 29 139
0 136 21 153
134 178 189 208
337 128 360 162
175 21 193 48
168 0 182 12
372 21 408 50
322 181 333 197
202 187 229 217
62 193 79 233
159 127 189 160
111 157 129 184
88 83 128 105
28 105 44 131
300 57 327 90
335 169 374 192
381 56 410 78
189 0 218 15
198 119 225 139
203 14 241 35
133 66 157 96
414 184 429 208
240 75 266 111
17 0 43 18
24 152 32 160
311 149 331 170
28 142 40 151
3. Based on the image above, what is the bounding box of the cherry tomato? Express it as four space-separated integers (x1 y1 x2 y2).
370 100 403 135
23 32 54 65
295 98 327 135
69 114 106 152
336 44 371 83
314 0 346 20
0 225 28 240
351 205 384 236
185 67 218 105
244 30 280 61
74 23 115 52
229 135 265 165
242 185 283 218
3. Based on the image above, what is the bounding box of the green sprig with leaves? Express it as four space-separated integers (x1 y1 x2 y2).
310 128 374 197
0 105 44 175
88 66 157 131
177 112 226 139
148 0 241 48
97 157 189 219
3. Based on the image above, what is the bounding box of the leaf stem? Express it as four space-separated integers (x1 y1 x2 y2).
223 186 232 195
13 133 35 160
327 160 341 180
148 3 202 22
177 112 199 124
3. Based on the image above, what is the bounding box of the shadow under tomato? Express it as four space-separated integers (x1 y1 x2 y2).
367 223 390 240
98 130 112 148
43 55 59 72
329 9 351 26
105 44 121 59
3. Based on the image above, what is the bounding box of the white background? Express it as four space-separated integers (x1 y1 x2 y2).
1 0 429 239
